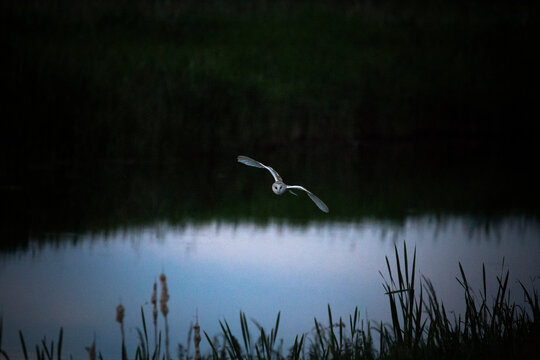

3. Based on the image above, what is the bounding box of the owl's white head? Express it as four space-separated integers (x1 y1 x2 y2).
272 182 286 195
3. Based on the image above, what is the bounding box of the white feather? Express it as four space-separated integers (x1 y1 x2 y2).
286 185 329 213
237 155 265 168
237 155 282 182
237 155 329 213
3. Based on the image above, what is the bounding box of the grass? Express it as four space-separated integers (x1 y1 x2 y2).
3 0 540 163
3 242 537 359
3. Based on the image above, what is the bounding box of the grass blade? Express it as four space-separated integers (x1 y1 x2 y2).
57 328 63 360
240 312 251 359
18 331 28 360
204 332 219 360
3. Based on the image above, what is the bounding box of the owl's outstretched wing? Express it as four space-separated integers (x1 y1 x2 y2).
237 155 282 182
286 185 329 213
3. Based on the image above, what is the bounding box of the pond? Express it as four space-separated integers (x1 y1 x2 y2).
1 142 539 358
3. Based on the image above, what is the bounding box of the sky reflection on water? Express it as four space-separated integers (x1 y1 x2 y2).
1 216 539 359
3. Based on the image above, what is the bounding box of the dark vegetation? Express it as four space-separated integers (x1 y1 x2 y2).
2 140 539 253
2 0 540 164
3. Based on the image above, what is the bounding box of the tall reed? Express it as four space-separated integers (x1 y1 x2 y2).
152 280 159 351
16 327 63 360
116 304 127 360
194 312 202 360
160 273 170 360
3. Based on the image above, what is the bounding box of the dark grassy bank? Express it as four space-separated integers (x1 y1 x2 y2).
2 140 539 253
3 0 540 163
2 244 539 359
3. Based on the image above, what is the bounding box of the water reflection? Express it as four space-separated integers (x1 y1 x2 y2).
1 216 539 359
4 141 540 252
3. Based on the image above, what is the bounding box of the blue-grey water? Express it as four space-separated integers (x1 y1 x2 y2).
1 217 539 358
1 144 540 358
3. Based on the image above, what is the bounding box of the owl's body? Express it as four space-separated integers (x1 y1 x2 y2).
237 155 329 213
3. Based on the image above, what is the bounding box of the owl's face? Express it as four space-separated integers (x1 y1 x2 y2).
272 182 286 195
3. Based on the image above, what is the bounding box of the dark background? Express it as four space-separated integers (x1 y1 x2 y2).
3 0 539 160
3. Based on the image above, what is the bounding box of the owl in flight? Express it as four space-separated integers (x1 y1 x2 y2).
237 155 329 213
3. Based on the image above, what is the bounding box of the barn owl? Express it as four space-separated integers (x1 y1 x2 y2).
237 155 329 213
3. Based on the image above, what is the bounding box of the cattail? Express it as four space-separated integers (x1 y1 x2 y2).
194 311 201 360
160 273 170 360
151 280 158 350
160 273 169 317
116 304 127 360
116 304 125 324
151 280 158 319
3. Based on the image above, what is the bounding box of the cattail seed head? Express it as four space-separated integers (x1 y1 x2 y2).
160 273 169 317
160 273 171 360
161 302 169 317
194 311 201 360
151 281 157 305
116 304 125 324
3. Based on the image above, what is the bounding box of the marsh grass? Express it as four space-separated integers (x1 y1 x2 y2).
204 312 285 360
205 243 540 360
4 243 539 359
16 327 64 360
134 306 164 360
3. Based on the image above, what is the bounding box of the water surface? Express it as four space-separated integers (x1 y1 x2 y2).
1 217 539 358
1 143 539 358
